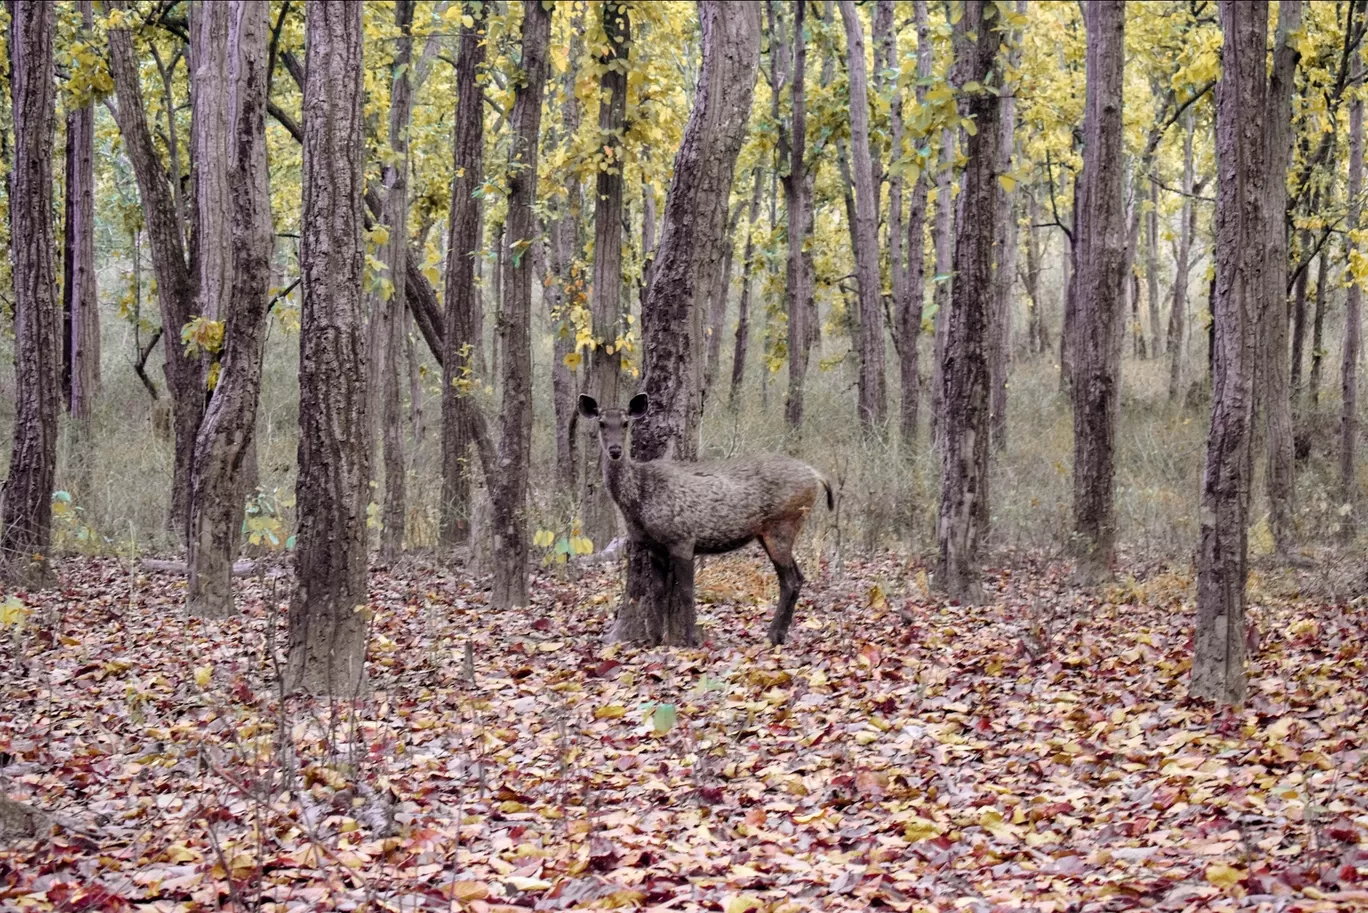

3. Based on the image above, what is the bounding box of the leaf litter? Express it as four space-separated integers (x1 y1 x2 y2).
0 552 1365 912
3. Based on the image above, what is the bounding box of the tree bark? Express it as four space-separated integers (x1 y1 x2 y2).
989 1 1024 455
897 0 932 448
1262 0 1301 555
839 0 887 433
187 0 273 619
1 0 59 590
935 0 1000 604
582 0 630 547
107 0 202 540
1023 194 1047 356
1341 74 1364 540
488 0 550 610
1309 235 1329 407
704 203 741 401
1192 0 1266 706
549 5 584 497
612 1 760 645
730 167 764 409
287 0 369 696
783 0 814 429
439 3 487 548
1071 0 1126 584
1146 176 1163 357
63 0 99 425
931 126 955 444
1168 109 1195 403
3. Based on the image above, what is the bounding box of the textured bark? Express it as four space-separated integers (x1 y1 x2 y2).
784 0 813 429
62 0 98 424
613 1 760 645
1309 237 1328 406
934 0 1000 604
989 4 1024 455
839 0 887 433
107 0 202 539
582 0 630 547
373 0 414 562
192 0 232 330
550 6 584 497
287 0 369 696
1262 0 1301 555
897 0 932 448
488 0 550 610
878 0 902 401
1146 179 1162 357
1 0 59 590
1023 195 1047 356
188 0 273 619
930 126 955 444
703 204 741 401
1168 109 1195 403
1289 225 1310 407
1342 84 1364 540
1192 0 1265 706
439 3 487 548
1070 1 1126 584
730 167 764 409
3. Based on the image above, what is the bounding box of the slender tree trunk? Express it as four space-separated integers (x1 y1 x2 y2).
188 0 272 619
1071 0 1126 584
550 7 584 497
582 0 629 546
1168 109 1195 403
878 0 904 428
1289 225 1311 406
1341 77 1364 540
898 0 931 448
439 4 487 548
704 204 741 401
1192 0 1266 706
1146 178 1163 357
839 0 887 433
730 167 764 409
488 0 550 610
931 126 955 443
935 0 1000 603
989 5 1023 455
1262 0 1301 555
287 0 369 696
373 0 414 561
1309 238 1328 407
613 1 760 645
1 0 59 590
784 0 813 430
1024 195 1046 356
63 0 98 425
107 0 202 540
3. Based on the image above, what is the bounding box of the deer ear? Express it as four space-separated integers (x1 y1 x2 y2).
627 393 649 419
578 395 600 419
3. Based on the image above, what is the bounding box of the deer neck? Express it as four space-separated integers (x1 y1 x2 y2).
602 451 641 513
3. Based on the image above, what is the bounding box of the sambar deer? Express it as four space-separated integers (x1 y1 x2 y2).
579 393 831 644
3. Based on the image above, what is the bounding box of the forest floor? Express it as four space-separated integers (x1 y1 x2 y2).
0 551 1365 912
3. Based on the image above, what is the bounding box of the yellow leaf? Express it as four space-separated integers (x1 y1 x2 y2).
505 876 553 891
867 584 886 610
194 665 212 689
903 816 942 842
0 596 29 628
534 529 556 548
164 843 202 863
538 641 564 653
724 895 765 913
444 880 488 902
461 13 474 28
595 704 627 719
998 173 1016 193
1205 864 1244 888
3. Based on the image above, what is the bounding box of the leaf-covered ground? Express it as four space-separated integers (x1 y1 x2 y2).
1 552 1366 912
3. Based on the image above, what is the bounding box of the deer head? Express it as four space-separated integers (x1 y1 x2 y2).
578 393 648 462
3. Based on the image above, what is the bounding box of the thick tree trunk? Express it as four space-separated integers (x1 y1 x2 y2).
439 4 487 548
1342 83 1364 540
1192 0 1266 707
1262 0 1301 555
63 0 98 425
784 0 813 430
287 0 369 696
372 0 414 562
488 0 550 610
898 0 932 448
1071 0 1126 584
613 1 760 645
839 0 887 433
1 1 59 590
935 0 1000 604
107 0 202 540
1168 109 1195 403
187 0 273 619
582 1 630 547
730 167 764 409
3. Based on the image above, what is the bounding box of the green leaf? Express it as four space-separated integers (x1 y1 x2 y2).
651 703 677 735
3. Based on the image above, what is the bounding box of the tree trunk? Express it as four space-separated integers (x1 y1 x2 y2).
1262 0 1301 555
935 0 1000 604
1 0 59 590
839 0 887 433
371 0 414 562
187 1 273 619
63 0 98 425
439 4 487 548
1341 76 1364 540
582 0 629 547
107 0 202 540
784 0 813 430
287 0 369 696
703 204 741 402
897 0 931 448
1024 194 1046 356
550 6 584 497
989 3 1024 455
488 0 550 611
730 167 764 409
1289 225 1311 407
1071 0 1126 584
612 1 760 645
1309 237 1328 407
931 126 955 444
878 0 903 433
1192 0 1265 706
1146 178 1163 357
1168 108 1195 403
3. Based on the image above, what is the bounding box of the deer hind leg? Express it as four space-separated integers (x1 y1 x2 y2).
761 520 805 646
